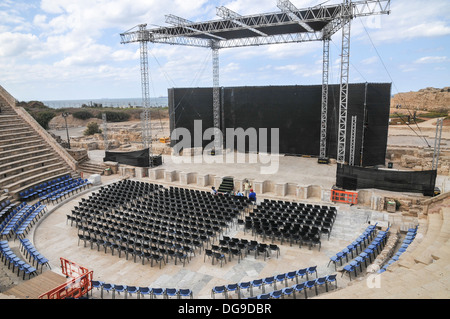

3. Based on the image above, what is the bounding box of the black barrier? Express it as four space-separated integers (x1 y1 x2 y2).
336 164 437 196
104 149 151 168
169 83 391 166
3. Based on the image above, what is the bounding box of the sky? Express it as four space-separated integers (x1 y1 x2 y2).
0 0 449 102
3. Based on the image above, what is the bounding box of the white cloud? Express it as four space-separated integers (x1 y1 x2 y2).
414 56 448 64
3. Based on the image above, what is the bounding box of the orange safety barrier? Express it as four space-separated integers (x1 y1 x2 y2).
331 189 358 205
39 258 93 299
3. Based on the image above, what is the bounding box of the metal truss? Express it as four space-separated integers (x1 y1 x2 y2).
337 1 352 164
102 113 108 151
349 115 357 166
432 118 443 170
277 0 315 32
137 24 153 164
120 1 390 48
216 7 268 37
319 38 330 159
120 1 390 160
212 43 221 152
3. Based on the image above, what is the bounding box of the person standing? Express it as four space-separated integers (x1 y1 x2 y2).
243 179 251 197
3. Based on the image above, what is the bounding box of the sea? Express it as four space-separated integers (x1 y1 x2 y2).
41 97 168 109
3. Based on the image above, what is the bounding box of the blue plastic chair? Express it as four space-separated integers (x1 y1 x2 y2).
165 288 178 299
285 271 298 284
178 289 193 299
269 289 283 299
282 287 294 298
211 285 226 299
101 283 115 299
342 264 356 280
275 273 286 287
306 265 318 279
262 276 275 292
113 285 127 298
250 279 263 296
304 280 317 296
91 281 104 297
238 281 251 298
325 274 337 292
293 282 306 299
296 268 307 281
226 283 238 298
150 288 165 299
125 286 139 299
138 287 151 299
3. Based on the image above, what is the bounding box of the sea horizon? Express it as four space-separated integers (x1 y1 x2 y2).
39 96 168 109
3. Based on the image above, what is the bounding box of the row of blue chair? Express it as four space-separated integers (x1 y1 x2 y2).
91 281 193 299
0 199 16 220
378 225 418 273
212 266 319 299
0 202 31 239
19 174 72 201
40 178 91 204
342 227 389 280
19 238 51 273
12 203 47 240
0 240 38 280
328 223 378 270
249 274 337 299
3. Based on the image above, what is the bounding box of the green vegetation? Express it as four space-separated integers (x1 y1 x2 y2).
84 122 102 136
17 101 56 129
419 110 448 119
18 100 169 130
96 110 130 122
72 110 94 120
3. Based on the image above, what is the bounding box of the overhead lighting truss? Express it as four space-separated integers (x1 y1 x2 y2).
120 0 390 163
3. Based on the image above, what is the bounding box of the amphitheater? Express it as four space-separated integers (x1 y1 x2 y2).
0 84 449 302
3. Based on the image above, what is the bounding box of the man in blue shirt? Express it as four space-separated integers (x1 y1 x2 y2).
248 189 256 202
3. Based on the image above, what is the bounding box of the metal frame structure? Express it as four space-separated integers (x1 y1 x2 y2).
349 115 357 166
102 113 108 151
432 118 443 171
120 0 390 163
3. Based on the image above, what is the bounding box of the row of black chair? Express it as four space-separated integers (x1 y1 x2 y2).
71 180 252 267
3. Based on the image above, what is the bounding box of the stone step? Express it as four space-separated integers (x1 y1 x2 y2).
0 135 40 147
0 139 46 152
0 122 25 131
0 130 36 141
0 153 59 173
0 125 33 133
0 162 69 189
0 147 53 166
0 116 23 125
5 167 73 195
78 162 106 176
0 158 62 180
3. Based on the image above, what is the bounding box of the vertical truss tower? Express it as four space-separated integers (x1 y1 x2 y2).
120 0 390 164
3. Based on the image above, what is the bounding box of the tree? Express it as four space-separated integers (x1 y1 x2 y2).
84 122 102 136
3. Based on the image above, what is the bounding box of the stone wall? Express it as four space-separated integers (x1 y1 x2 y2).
387 146 450 175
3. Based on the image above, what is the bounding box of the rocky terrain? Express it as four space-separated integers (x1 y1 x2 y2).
391 87 450 112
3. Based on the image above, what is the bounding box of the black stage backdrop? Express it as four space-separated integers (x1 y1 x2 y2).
104 149 150 168
336 164 437 196
169 83 391 166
